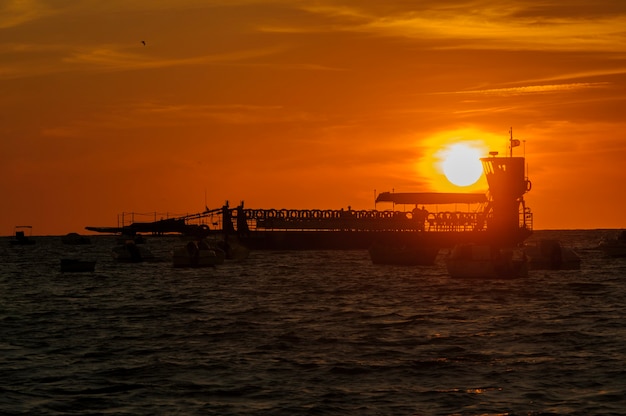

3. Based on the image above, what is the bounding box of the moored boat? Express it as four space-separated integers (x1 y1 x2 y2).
116 233 146 245
112 240 156 262
62 232 91 245
524 239 581 270
217 236 250 261
445 244 528 279
172 240 225 267
10 226 36 245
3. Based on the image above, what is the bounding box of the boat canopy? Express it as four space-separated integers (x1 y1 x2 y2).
375 192 487 205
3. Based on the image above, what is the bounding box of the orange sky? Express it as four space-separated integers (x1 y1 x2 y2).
2 1 626 235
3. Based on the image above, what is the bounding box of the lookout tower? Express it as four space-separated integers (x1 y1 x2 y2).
480 130 532 244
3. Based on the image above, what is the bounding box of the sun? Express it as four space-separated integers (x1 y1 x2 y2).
439 143 484 187
416 129 500 191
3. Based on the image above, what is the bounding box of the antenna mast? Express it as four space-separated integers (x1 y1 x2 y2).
508 127 521 157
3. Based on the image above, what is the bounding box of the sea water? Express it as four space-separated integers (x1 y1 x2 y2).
1 230 625 415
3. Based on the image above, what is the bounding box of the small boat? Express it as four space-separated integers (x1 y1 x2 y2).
112 240 155 262
115 233 146 245
598 230 626 257
368 241 439 265
524 239 581 270
217 237 250 261
445 244 528 278
60 258 96 273
62 232 91 245
172 240 225 267
10 226 36 245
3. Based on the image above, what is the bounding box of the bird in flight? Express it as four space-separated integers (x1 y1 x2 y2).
141 40 146 46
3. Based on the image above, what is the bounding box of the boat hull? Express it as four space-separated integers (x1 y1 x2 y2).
524 239 581 270
445 245 528 279
62 233 91 245
237 228 532 250
172 241 225 267
112 241 155 262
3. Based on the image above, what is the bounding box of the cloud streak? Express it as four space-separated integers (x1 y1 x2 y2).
63 45 285 72
0 0 55 29
40 101 321 139
0 43 286 80
297 2 626 52
453 82 610 96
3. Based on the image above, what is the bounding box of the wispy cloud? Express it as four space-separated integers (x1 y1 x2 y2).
132 102 317 125
296 2 626 52
0 43 286 80
518 68 626 85
453 82 610 96
0 0 55 29
41 101 321 138
63 45 286 72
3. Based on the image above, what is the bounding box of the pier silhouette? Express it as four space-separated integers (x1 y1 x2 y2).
86 135 533 250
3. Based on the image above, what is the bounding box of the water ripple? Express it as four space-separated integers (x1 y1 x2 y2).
1 231 626 415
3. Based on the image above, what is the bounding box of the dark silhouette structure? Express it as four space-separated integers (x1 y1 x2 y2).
86 132 533 251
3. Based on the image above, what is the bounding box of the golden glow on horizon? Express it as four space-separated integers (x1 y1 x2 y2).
439 143 484 187
2 2 626 234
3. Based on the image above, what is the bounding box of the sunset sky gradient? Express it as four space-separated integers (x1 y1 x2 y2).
2 0 626 235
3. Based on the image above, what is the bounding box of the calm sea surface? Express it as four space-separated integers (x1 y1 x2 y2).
1 230 625 415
